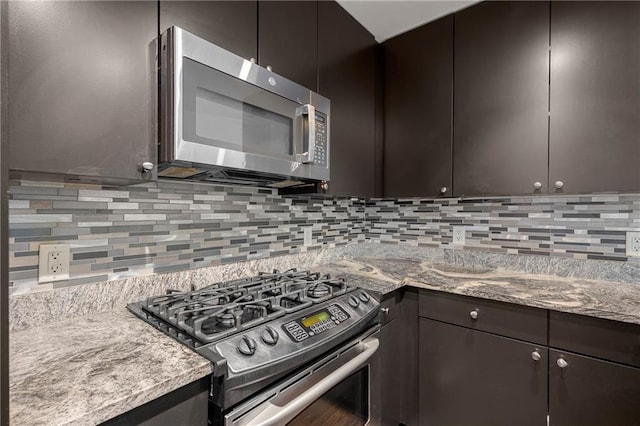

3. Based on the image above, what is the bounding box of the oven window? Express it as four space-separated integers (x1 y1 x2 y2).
182 58 297 161
288 367 369 426
195 88 292 155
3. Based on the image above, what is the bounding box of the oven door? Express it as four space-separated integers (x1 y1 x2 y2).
223 334 379 426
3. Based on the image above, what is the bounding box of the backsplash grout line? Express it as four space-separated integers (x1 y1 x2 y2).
7 178 640 296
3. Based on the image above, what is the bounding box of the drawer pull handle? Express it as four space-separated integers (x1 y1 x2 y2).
469 309 479 320
557 358 569 368
381 307 390 315
531 351 541 361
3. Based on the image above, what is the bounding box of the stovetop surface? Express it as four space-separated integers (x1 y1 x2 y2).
129 269 356 348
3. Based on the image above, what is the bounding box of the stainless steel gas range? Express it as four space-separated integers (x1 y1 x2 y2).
128 269 380 426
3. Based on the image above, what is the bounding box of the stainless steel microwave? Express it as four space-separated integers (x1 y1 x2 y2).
158 26 330 189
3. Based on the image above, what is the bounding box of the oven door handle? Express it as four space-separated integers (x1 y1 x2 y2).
246 336 379 426
295 104 316 164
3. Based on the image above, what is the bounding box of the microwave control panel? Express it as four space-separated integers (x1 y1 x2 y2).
314 113 328 167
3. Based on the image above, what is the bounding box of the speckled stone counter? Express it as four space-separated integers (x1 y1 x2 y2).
9 245 640 425
10 308 212 426
320 258 640 326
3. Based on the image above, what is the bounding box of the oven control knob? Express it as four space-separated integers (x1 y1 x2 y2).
348 295 360 308
261 326 279 346
237 335 257 356
358 292 370 303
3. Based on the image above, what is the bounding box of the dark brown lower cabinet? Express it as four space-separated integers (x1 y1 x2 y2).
419 318 548 426
377 289 418 426
549 349 640 426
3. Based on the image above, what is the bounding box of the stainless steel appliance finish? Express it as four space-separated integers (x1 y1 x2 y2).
159 26 331 188
128 269 379 423
224 331 379 426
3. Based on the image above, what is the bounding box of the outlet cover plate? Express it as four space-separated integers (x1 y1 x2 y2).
38 244 70 283
453 226 466 245
626 232 640 257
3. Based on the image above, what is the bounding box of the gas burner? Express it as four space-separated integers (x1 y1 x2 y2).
217 313 236 327
136 270 355 346
307 283 330 298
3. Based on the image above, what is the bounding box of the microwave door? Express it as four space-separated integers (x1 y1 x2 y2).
179 57 307 176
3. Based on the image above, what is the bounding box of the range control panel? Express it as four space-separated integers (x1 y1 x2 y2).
313 113 328 167
282 304 350 342
204 289 378 375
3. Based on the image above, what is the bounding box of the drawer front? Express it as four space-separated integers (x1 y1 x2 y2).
549 311 640 368
419 290 547 344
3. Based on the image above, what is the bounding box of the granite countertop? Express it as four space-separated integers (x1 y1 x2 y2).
10 308 212 426
10 254 640 425
319 258 640 326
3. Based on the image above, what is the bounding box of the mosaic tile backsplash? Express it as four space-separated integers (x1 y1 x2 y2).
8 180 366 295
8 179 640 296
366 195 640 263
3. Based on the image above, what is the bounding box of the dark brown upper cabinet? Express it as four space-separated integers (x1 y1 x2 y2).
318 1 377 197
383 16 453 198
258 1 318 91
453 1 550 196
549 1 640 194
8 1 157 181
160 1 257 61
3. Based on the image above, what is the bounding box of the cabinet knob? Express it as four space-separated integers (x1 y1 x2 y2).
533 181 542 190
250 58 256 64
554 180 564 189
266 65 273 72
531 350 541 361
140 162 154 173
469 309 479 320
557 358 569 368
440 186 448 194
381 307 390 315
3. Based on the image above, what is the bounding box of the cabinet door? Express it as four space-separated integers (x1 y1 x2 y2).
8 1 157 181
160 1 257 60
258 1 317 91
453 1 549 196
383 16 453 197
419 318 547 426
377 290 418 426
549 2 640 193
318 1 377 197
549 349 640 425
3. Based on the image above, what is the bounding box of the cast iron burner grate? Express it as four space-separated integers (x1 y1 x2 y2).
132 269 353 347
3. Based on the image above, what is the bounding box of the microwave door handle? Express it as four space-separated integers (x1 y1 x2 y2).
245 337 379 426
296 104 316 164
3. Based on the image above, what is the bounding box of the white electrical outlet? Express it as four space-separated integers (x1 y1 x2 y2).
626 232 640 257
452 226 466 245
39 244 70 283
303 227 313 246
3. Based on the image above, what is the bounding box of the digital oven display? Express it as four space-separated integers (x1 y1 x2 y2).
283 304 351 342
302 311 330 328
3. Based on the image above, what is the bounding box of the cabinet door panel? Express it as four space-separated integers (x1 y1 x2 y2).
383 16 453 197
378 289 418 426
258 1 317 91
419 318 547 426
160 1 257 60
8 1 156 180
549 349 640 425
318 1 376 197
549 1 640 193
453 1 549 196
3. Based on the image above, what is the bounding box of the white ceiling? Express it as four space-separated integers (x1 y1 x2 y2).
336 0 480 43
